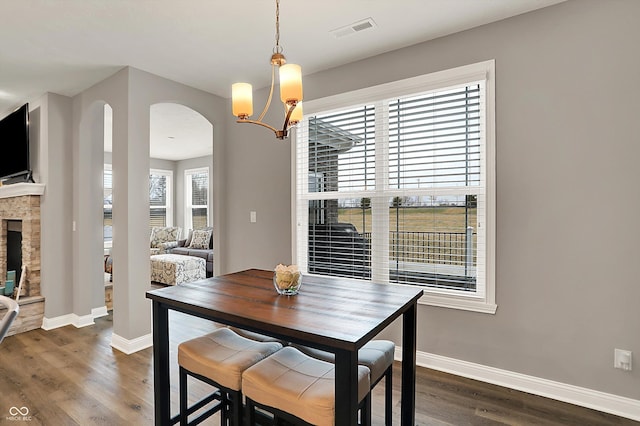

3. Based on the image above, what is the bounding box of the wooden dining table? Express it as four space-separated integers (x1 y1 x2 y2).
146 268 423 426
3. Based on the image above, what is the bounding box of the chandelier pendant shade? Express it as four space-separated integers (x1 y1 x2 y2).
231 0 303 140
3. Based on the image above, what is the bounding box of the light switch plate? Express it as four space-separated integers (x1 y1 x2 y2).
614 349 632 371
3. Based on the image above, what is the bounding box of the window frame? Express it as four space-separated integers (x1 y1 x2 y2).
184 166 210 231
149 168 173 227
292 60 496 314
103 164 113 249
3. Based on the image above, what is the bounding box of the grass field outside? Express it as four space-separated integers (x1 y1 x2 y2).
337 206 477 267
338 206 477 234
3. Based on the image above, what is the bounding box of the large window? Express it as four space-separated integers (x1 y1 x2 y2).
150 169 173 227
103 166 174 244
295 61 496 313
185 167 209 230
103 164 113 245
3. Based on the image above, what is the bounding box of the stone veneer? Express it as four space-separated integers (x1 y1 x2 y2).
0 183 45 336
0 195 41 298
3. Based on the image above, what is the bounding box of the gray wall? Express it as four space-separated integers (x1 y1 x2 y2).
32 94 74 318
104 152 175 170
221 0 640 400
221 87 294 274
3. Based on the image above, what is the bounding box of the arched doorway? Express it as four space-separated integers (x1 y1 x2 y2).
149 103 214 278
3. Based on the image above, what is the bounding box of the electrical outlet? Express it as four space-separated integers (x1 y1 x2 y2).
614 349 632 371
250 211 257 223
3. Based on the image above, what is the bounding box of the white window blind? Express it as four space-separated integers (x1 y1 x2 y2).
185 167 209 230
388 85 481 189
308 107 376 193
103 165 113 243
295 61 495 313
150 169 173 228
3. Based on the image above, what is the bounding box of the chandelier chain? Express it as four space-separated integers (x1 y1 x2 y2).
274 0 282 53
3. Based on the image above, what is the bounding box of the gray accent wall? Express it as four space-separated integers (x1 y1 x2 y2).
222 0 640 400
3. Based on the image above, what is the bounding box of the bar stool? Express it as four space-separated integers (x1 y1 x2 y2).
233 327 394 420
293 340 395 426
242 346 371 426
178 327 282 425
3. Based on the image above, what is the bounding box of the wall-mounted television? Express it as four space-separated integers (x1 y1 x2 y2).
0 103 31 182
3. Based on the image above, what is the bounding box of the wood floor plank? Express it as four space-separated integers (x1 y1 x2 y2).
0 311 636 426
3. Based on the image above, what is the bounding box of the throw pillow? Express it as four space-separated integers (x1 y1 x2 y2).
201 226 214 249
151 227 181 246
189 229 212 250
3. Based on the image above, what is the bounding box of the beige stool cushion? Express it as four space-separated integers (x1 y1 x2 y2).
178 328 282 391
227 326 285 344
294 340 395 383
242 346 370 426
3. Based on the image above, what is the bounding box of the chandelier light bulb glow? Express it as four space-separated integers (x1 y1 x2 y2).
231 83 253 118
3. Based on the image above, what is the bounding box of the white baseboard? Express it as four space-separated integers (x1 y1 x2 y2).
41 313 95 330
111 332 152 355
92 306 108 319
396 348 640 422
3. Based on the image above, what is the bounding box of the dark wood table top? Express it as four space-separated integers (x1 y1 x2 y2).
146 268 423 352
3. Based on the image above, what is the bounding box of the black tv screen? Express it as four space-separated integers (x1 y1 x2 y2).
0 103 30 180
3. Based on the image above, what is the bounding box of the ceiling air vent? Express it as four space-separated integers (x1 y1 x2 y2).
330 18 377 39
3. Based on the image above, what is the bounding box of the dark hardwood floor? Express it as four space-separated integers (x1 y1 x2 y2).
0 311 636 425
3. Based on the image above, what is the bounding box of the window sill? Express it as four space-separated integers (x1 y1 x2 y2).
418 291 497 314
305 272 497 314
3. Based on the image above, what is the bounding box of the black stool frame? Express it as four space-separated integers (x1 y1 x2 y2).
179 366 243 426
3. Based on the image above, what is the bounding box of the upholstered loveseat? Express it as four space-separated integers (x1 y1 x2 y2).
170 227 214 277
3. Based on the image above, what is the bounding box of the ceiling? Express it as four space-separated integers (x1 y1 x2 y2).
0 0 566 160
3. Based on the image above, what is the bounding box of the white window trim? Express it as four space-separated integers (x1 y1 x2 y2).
103 163 113 249
292 60 496 314
150 168 174 226
184 166 210 231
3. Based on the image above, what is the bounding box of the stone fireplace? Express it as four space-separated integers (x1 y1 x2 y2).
0 183 45 336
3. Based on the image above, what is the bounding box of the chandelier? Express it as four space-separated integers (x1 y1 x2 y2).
231 0 303 140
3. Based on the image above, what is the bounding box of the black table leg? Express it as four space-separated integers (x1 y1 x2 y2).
152 301 170 426
401 303 417 426
335 349 359 426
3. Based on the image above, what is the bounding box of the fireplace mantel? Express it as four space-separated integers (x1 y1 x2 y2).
0 183 45 199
